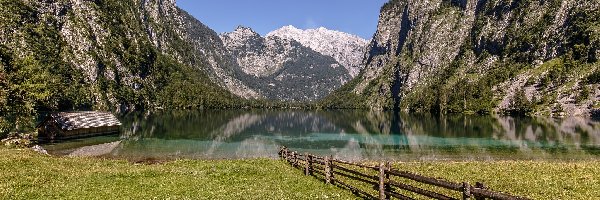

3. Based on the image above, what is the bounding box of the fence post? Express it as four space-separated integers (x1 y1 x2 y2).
474 182 486 200
325 156 331 184
304 153 310 176
462 182 471 200
309 154 314 175
385 162 391 197
330 155 335 184
379 162 387 200
293 152 298 167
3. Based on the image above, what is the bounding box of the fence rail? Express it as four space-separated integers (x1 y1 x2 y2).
278 146 529 200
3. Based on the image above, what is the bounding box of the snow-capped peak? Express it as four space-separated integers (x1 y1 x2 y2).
267 25 368 77
278 25 301 32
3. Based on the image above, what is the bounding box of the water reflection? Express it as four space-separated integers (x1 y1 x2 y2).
43 110 600 161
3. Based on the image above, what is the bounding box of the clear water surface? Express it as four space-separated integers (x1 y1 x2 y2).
42 110 600 161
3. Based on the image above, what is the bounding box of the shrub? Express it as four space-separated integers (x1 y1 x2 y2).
575 85 591 104
508 89 534 115
587 69 600 84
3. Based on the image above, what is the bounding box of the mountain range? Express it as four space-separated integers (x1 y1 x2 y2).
220 26 361 101
267 25 369 77
1 0 599 136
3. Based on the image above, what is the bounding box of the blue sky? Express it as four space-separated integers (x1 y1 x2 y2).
176 0 389 39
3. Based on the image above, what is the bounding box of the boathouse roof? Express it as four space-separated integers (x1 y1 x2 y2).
37 111 122 131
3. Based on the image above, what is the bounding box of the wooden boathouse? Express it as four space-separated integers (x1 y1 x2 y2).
37 111 121 140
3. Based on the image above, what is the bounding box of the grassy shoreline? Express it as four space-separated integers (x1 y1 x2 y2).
389 161 600 199
1 147 599 199
0 147 354 199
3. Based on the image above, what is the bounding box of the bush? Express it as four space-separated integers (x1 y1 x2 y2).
0 119 8 139
587 69 600 84
508 89 534 115
575 86 591 104
1 132 34 148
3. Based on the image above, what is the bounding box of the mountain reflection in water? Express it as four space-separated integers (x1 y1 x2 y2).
43 110 600 161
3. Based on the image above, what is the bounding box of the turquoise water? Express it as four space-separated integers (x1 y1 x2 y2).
43 110 600 161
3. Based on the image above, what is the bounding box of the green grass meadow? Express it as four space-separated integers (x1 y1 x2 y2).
0 148 354 199
1 147 599 199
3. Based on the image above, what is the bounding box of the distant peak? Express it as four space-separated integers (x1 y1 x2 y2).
277 25 327 32
226 25 260 37
282 25 299 30
267 26 367 41
235 25 254 32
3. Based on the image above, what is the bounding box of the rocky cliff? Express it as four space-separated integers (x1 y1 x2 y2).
221 26 351 101
322 0 599 117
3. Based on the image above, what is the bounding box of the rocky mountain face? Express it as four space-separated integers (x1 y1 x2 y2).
140 0 259 99
220 26 352 101
267 25 369 77
321 0 599 117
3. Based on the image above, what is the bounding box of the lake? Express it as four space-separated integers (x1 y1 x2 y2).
42 110 600 161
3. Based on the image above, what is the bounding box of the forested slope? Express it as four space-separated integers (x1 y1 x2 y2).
0 0 243 136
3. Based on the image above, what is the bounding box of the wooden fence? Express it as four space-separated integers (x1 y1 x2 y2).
278 147 529 200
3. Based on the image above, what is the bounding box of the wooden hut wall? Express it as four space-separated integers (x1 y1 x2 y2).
62 126 120 138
